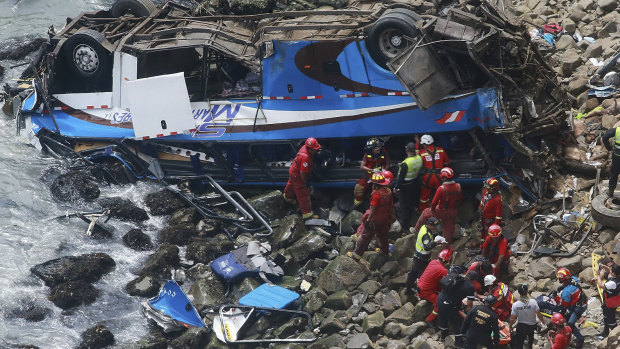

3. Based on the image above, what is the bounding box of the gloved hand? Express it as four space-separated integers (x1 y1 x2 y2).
434 235 446 244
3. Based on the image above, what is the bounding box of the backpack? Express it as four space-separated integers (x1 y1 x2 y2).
439 272 465 294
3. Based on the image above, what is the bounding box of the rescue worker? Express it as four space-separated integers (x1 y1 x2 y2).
484 274 514 321
554 267 585 348
602 126 620 197
466 260 493 294
478 177 502 243
394 142 422 230
381 169 394 189
597 264 620 338
404 217 446 295
418 134 450 211
547 313 573 349
348 172 395 260
354 137 390 206
283 137 321 219
481 224 511 275
436 271 476 344
509 284 545 349
460 294 500 349
416 249 451 324
413 167 462 243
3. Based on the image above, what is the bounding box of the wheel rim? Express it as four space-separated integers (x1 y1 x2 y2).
73 44 99 74
378 28 408 59
605 197 620 210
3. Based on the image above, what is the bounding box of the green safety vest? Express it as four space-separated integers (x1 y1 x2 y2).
615 128 620 155
403 155 422 181
415 225 432 254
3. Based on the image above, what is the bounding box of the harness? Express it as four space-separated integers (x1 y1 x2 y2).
441 182 461 209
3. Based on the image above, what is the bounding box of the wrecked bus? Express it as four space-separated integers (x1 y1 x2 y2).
5 0 568 200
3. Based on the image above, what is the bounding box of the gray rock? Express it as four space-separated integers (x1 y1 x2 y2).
386 302 415 325
383 321 402 337
30 253 116 288
410 336 432 349
400 321 426 338
362 251 387 270
303 287 328 313
286 232 327 264
49 281 99 309
316 256 370 294
169 207 196 226
185 236 233 264
602 114 618 130
341 210 363 236
308 334 344 348
189 271 226 309
598 229 616 244
247 190 287 219
387 273 407 289
556 255 584 275
273 215 308 248
362 310 385 336
598 0 618 13
379 290 402 314
380 261 400 276
145 189 187 216
230 277 261 303
7 301 52 322
391 233 415 261
577 0 595 11
584 40 603 58
359 280 381 296
123 229 153 251
528 257 557 280
568 76 589 96
141 243 180 278
560 49 582 76
50 171 100 202
324 289 352 310
562 17 576 33
347 333 372 348
99 197 149 222
158 223 197 246
412 300 433 323
125 274 161 297
319 311 347 334
274 317 308 338
569 9 587 22
77 323 114 349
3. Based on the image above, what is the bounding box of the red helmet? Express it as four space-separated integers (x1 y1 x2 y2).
485 178 499 191
487 224 502 238
438 249 452 262
305 137 321 150
370 172 389 186
439 167 454 180
551 313 566 325
381 170 394 184
556 268 571 282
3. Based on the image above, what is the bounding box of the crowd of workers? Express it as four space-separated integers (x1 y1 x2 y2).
283 136 620 348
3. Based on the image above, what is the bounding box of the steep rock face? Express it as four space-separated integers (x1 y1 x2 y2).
30 253 116 288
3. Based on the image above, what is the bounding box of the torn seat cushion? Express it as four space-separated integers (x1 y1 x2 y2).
210 242 283 284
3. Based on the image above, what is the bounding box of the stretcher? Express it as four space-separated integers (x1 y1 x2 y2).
592 252 605 302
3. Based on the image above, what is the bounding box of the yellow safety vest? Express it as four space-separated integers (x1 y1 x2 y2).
415 225 432 255
403 155 422 181
615 128 620 155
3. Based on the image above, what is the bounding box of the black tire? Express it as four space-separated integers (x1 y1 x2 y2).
110 0 157 17
592 193 620 229
366 9 421 68
62 29 112 80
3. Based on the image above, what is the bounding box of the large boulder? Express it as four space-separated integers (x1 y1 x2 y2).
140 243 180 278
528 257 557 280
169 207 197 226
341 210 363 236
247 190 287 219
31 253 115 288
49 171 100 202
77 324 114 349
158 223 197 246
125 274 161 297
285 232 327 264
303 287 328 313
122 228 153 251
316 256 370 294
48 281 99 309
99 197 149 222
0 36 46 61
144 189 187 216
362 310 385 336
560 49 582 76
347 333 372 349
324 290 352 310
391 234 415 261
6 300 52 322
386 302 415 325
556 255 584 275
272 215 307 247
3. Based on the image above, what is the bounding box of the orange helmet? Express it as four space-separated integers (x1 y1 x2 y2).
381 170 394 184
305 137 321 150
370 172 389 186
485 178 499 191
556 268 571 282
487 224 502 238
551 313 566 325
439 167 454 180
438 248 452 262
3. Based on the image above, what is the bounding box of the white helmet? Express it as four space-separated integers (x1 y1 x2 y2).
420 134 434 145
483 274 497 286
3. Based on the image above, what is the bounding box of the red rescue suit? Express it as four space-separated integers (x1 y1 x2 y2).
354 149 390 205
353 186 395 256
417 259 448 322
490 281 514 321
418 145 449 211
283 145 314 215
481 236 511 275
479 189 502 240
430 181 461 243
551 326 572 349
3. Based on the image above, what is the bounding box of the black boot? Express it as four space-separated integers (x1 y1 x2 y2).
598 325 609 338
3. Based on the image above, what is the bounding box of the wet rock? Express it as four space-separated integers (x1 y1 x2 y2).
123 229 153 251
274 317 307 338
169 327 210 349
99 197 149 222
125 274 161 297
144 189 187 216
227 0 277 15
347 333 372 348
358 280 381 295
7 301 52 322
319 311 347 334
188 270 226 309
324 290 352 310
169 207 197 226
49 281 99 309
386 302 415 325
303 287 328 313
273 215 307 248
0 36 46 60
77 324 114 349
0 64 4 78
308 333 345 348
362 310 385 336
286 232 327 264
229 277 260 303
391 234 415 261
185 235 233 264
158 223 197 246
247 190 286 219
50 172 100 202
278 275 301 290
196 218 219 236
556 254 584 275
126 333 168 349
141 243 180 278
341 210 363 236
316 256 370 294
31 253 115 288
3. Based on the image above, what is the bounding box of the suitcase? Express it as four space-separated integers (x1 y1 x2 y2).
239 283 300 309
